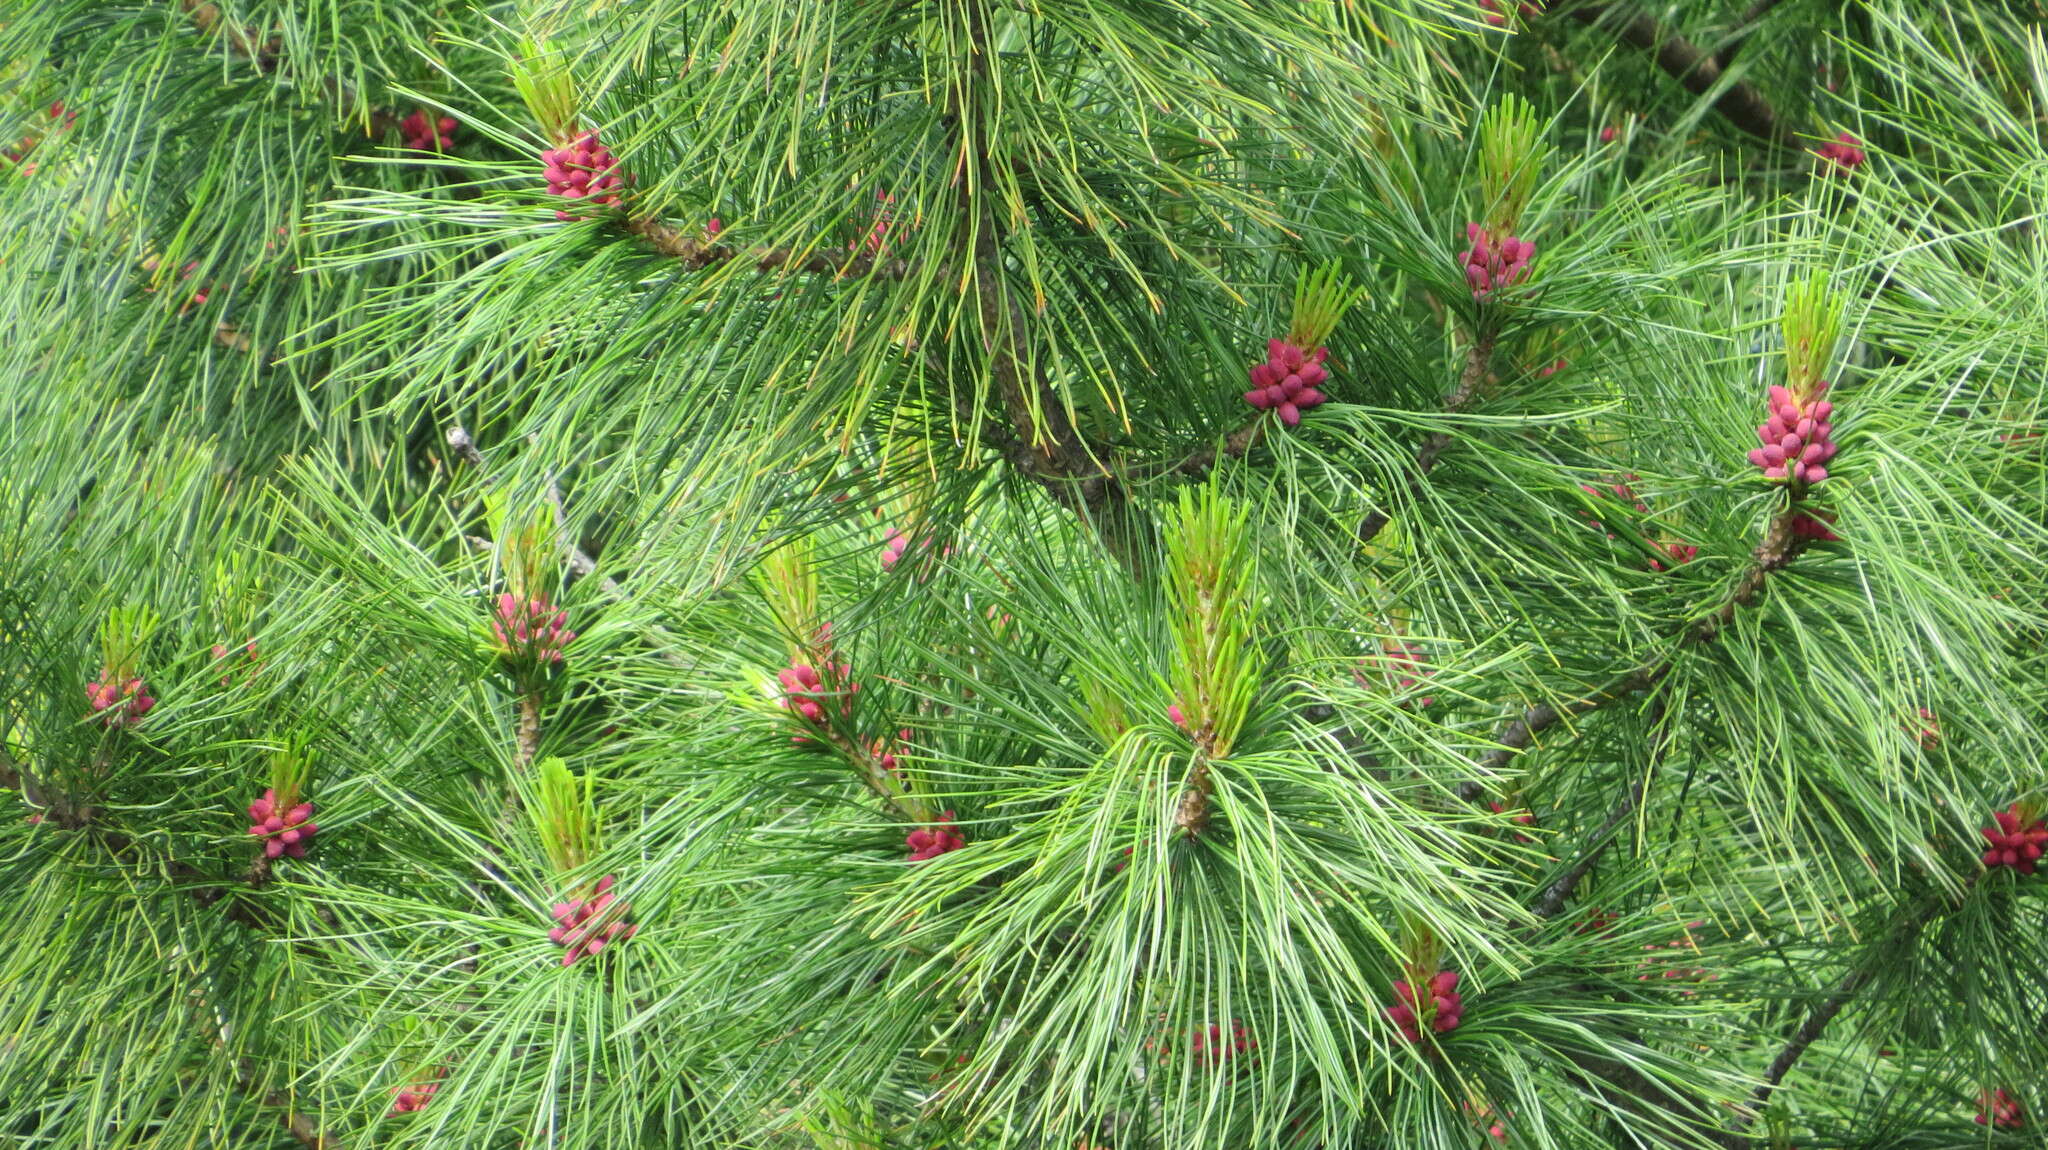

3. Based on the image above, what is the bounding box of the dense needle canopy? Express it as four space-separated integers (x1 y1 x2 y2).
1 1 2045 1148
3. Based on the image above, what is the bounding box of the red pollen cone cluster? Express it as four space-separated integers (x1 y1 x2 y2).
248 789 318 859
1574 907 1618 937
1167 703 1188 730
1815 133 1866 174
401 109 457 152
542 131 624 220
1980 804 2047 875
906 811 966 861
1750 382 1838 489
389 1076 441 1114
1464 1100 1512 1144
1463 224 1533 299
778 661 857 737
1478 0 1541 25
86 674 154 728
1487 801 1537 843
141 257 214 315
1636 925 1717 995
493 594 575 665
1386 970 1463 1043
1189 1021 1254 1067
549 875 637 965
1579 478 1696 570
1243 338 1331 426
881 528 933 572
1978 1088 2025 1130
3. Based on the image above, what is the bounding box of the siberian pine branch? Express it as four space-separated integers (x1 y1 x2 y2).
1466 503 1819 803
1459 664 1664 803
1147 417 1269 481
942 5 1144 565
1565 4 1790 145
1357 322 1496 546
1713 0 1790 69
1527 776 1642 920
0 744 344 951
622 218 913 281
1715 871 1986 1145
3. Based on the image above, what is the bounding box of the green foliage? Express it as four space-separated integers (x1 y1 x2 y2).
2 0 2047 1148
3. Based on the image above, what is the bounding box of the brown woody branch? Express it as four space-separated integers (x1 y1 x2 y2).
1694 506 1812 641
1527 695 1668 921
1357 324 1496 546
1566 4 1790 145
623 217 914 281
1148 417 1270 482
1465 501 1817 806
1713 0 1789 70
1528 776 1642 920
1713 873 1982 1145
1458 663 1664 803
947 9 1142 566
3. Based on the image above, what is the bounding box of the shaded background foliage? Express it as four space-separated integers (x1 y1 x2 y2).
2 0 2046 1147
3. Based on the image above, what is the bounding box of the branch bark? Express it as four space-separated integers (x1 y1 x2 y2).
947 6 1143 566
1713 873 1981 1145
1529 776 1644 920
623 217 914 281
1458 664 1662 803
1357 324 1495 546
1566 4 1791 145
1713 0 1789 70
1465 500 1818 807
1147 417 1270 482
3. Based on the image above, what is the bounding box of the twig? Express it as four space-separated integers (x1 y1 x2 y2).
1525 695 1670 920
1712 873 1983 1145
1566 4 1790 145
1529 776 1643 920
623 217 913 281
1457 664 1662 803
1693 506 1811 641
946 5 1148 567
1143 416 1269 482
1713 0 1789 70
1175 751 1217 836
1464 500 1816 805
445 424 485 468
1357 324 1495 546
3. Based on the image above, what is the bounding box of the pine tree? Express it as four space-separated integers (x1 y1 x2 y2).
3 1 2045 1147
